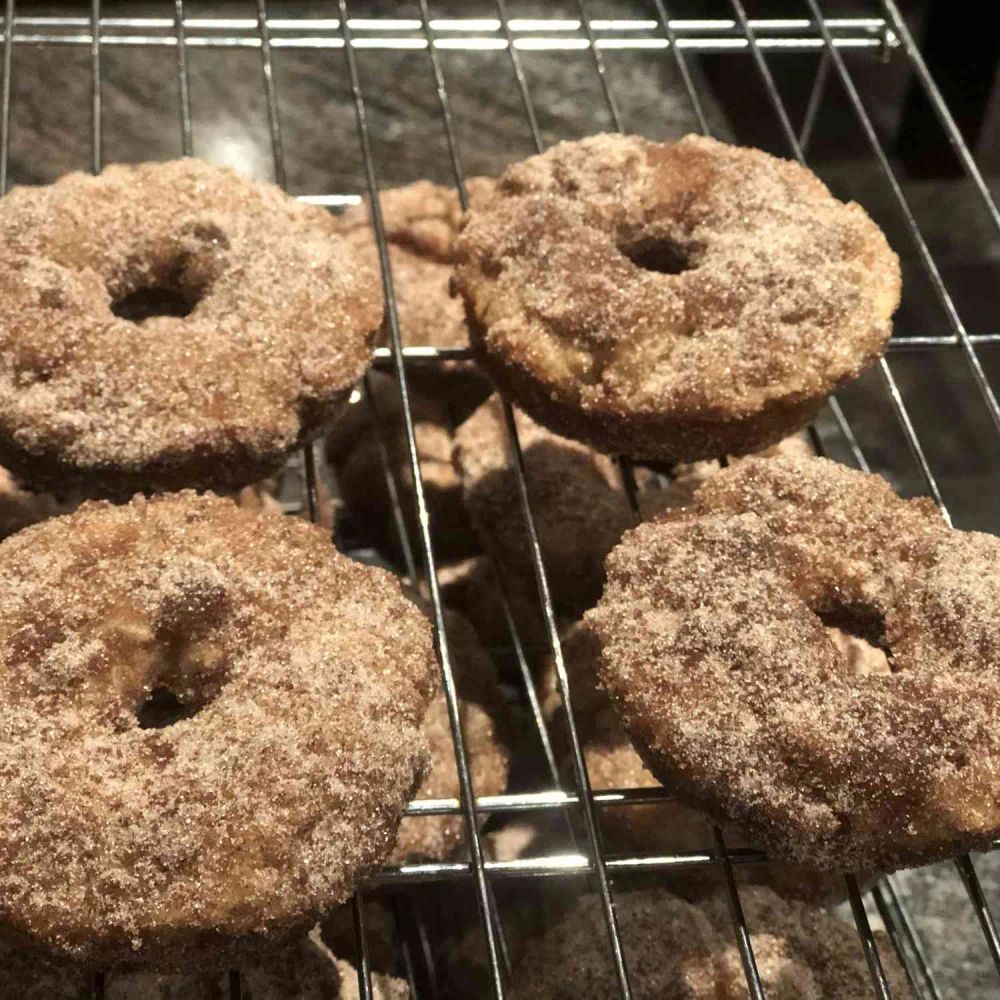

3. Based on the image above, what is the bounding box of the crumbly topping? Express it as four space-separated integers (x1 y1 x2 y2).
455 134 899 460
587 455 1000 871
0 159 382 496
0 493 437 969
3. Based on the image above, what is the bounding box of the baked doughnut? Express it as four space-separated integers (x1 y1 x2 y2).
337 180 494 421
453 396 634 617
455 134 899 462
542 623 870 902
0 159 381 497
0 493 436 968
328 371 476 563
587 454 1000 872
509 885 911 998
392 609 510 862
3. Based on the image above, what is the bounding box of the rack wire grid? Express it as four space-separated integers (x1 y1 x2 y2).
2 1 1000 998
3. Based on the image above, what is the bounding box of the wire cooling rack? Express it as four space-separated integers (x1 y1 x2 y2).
2 2 1000 998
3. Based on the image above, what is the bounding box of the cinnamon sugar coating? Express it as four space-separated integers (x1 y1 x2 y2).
587 455 1000 872
392 610 510 862
336 180 494 419
0 493 436 969
0 159 382 497
509 885 911 998
455 134 899 462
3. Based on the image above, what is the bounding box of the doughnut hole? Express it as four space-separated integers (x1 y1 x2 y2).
108 225 230 324
619 236 690 276
100 579 233 730
817 602 892 676
111 285 194 323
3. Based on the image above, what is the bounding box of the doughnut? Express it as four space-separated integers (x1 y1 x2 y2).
541 623 867 902
0 932 410 999
0 159 381 497
327 371 476 563
455 134 899 463
0 493 436 968
392 609 510 862
336 180 494 421
587 454 1000 872
509 885 911 998
453 396 634 617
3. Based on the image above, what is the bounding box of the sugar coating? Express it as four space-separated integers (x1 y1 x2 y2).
587 455 1000 872
392 610 510 863
0 159 382 497
455 134 900 463
509 885 912 998
0 493 437 969
336 179 494 416
453 396 634 617
0 931 410 998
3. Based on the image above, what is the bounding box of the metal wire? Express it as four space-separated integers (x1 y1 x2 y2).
487 3 638 993
875 0 1000 236
0 0 13 195
846 874 893 999
335 3 508 996
89 0 100 174
804 0 1000 458
955 855 1000 975
873 878 943 1000
173 0 192 156
352 892 374 1000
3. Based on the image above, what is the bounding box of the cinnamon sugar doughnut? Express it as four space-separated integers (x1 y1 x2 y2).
588 455 1000 872
510 885 911 998
337 180 494 420
0 159 381 497
455 134 899 462
0 493 436 968
542 623 869 902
